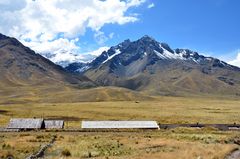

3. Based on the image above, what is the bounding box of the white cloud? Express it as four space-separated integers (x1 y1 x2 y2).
94 31 109 45
229 52 240 67
86 46 110 56
22 38 83 66
22 38 109 66
147 3 155 9
94 31 115 45
109 32 115 39
0 0 146 65
127 0 146 7
23 38 79 55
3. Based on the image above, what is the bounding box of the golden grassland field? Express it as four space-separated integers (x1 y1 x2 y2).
0 129 240 158
0 96 240 158
0 96 240 127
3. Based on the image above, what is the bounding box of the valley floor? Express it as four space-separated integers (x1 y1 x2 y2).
0 130 240 159
0 96 239 127
0 96 240 158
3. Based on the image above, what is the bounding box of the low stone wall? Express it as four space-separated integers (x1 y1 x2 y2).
26 136 56 159
0 127 19 132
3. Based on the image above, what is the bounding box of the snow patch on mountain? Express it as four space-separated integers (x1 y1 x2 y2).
154 50 167 59
76 65 91 72
102 49 122 64
154 44 186 60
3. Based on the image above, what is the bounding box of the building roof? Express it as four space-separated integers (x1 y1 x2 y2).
82 121 159 129
44 120 64 129
7 118 44 129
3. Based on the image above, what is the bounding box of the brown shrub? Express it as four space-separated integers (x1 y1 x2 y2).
61 149 71 157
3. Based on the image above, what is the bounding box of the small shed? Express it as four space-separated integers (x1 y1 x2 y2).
7 118 44 130
82 121 159 129
44 120 64 129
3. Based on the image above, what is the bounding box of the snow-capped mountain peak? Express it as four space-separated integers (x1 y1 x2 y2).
38 46 110 67
65 35 239 73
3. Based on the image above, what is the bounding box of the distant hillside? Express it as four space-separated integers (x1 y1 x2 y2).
66 35 240 96
0 33 96 89
0 33 153 103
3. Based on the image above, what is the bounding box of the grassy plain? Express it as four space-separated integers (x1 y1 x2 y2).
0 129 240 159
0 96 240 127
0 96 240 158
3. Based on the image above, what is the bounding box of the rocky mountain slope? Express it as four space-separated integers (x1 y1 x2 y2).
0 33 153 103
0 33 95 89
66 35 240 96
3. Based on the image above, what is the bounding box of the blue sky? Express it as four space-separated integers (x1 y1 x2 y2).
0 0 239 66
84 0 240 61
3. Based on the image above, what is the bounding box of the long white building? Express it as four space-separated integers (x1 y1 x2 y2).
82 121 159 129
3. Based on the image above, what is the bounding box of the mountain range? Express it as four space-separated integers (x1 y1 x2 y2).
0 33 240 100
0 33 152 103
66 35 240 96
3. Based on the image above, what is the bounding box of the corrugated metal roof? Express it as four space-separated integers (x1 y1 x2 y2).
7 118 44 129
82 121 159 129
44 120 64 129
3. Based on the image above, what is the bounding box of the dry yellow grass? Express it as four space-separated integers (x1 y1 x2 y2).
46 132 235 159
0 130 239 159
0 96 239 127
0 96 240 158
0 133 52 159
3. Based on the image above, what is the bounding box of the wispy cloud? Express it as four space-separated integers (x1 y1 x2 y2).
0 0 146 65
94 31 115 45
228 51 240 67
147 3 155 9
